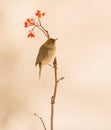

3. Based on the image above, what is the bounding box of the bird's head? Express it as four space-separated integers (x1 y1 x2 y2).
45 38 58 48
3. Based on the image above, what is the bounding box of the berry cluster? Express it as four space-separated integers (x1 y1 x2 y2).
24 10 45 38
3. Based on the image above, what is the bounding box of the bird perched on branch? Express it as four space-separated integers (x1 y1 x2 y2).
35 38 57 79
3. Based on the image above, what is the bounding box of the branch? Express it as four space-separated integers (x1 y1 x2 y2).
50 57 64 130
34 113 47 130
57 77 65 83
36 18 50 38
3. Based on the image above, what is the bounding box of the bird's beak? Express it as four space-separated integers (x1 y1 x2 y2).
54 38 58 41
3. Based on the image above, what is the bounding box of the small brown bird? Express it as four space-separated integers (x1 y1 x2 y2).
35 38 57 78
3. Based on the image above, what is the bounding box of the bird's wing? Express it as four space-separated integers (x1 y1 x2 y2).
35 45 48 66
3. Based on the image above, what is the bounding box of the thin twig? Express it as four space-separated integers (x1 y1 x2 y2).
48 64 54 68
57 77 65 83
35 18 50 38
31 25 37 32
34 113 47 130
35 23 49 38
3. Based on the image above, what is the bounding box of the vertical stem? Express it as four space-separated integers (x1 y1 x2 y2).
50 57 58 130
51 102 54 130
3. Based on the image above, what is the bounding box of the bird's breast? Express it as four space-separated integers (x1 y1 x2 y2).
41 48 56 65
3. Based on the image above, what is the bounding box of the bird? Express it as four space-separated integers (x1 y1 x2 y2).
35 38 57 79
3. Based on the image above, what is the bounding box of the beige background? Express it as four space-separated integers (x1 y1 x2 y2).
0 0 111 130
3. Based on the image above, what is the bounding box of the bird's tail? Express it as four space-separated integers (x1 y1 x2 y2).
39 63 42 79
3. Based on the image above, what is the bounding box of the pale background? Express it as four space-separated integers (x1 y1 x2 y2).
0 0 111 130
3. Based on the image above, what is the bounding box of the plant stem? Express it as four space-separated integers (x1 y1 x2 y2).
50 57 58 130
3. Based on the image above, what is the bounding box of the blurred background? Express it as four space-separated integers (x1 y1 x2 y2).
0 0 111 130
